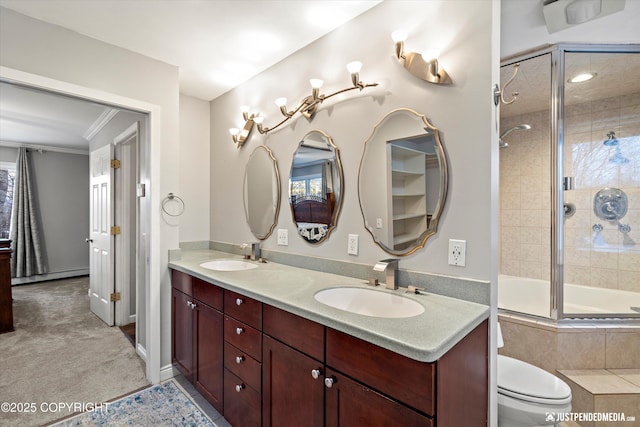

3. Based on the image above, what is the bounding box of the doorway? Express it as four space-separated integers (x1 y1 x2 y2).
0 66 160 384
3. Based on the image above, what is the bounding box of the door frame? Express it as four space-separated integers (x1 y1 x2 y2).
114 122 139 327
0 65 162 385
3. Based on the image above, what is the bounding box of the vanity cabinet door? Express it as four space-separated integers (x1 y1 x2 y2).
324 368 433 427
194 300 224 414
172 287 194 381
263 335 324 427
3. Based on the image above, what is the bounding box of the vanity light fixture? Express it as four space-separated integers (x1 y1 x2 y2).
230 105 258 148
229 61 377 144
392 30 451 85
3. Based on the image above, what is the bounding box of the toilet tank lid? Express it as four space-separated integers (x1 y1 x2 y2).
498 355 572 402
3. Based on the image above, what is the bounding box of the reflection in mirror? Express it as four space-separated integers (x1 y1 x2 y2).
243 145 281 240
358 108 448 256
289 130 343 244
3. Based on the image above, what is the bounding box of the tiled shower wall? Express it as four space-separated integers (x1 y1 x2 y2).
499 91 640 294
500 109 552 281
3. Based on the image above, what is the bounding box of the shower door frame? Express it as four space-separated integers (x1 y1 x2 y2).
501 43 640 322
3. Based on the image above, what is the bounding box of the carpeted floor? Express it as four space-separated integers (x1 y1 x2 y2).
0 277 149 427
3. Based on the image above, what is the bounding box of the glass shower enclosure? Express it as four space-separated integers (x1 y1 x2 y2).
498 44 640 321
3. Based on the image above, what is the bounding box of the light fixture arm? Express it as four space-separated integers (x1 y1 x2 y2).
232 63 378 140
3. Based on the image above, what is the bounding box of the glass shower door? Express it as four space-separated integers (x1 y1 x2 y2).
562 50 640 317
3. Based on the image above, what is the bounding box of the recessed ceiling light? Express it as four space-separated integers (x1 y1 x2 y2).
568 72 597 83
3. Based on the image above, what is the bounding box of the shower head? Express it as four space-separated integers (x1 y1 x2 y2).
499 124 532 148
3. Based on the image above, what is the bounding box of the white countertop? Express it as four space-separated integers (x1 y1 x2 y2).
169 249 489 363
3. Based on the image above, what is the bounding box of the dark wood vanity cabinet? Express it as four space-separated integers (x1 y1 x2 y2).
171 270 488 427
171 270 224 413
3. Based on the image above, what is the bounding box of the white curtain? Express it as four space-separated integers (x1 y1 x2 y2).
10 148 46 278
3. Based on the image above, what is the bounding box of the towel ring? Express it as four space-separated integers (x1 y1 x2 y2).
162 193 185 217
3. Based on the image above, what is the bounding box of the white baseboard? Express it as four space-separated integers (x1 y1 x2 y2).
136 343 147 362
11 269 89 285
161 363 180 382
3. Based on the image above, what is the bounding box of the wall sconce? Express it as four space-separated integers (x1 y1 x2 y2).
392 31 451 85
230 61 377 145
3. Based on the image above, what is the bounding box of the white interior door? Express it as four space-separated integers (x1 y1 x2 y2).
89 144 115 326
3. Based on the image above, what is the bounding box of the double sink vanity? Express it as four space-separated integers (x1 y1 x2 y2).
169 249 489 427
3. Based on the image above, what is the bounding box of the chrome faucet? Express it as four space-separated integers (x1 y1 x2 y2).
240 242 261 261
373 259 399 290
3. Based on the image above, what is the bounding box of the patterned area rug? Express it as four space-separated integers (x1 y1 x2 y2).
51 379 216 427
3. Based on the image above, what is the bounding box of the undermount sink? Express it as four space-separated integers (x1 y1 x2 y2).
199 259 258 271
314 287 424 318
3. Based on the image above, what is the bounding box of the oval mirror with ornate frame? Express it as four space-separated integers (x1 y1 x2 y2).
289 130 343 244
358 108 448 256
243 145 281 240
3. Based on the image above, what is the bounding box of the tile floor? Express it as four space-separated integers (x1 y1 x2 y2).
174 375 231 427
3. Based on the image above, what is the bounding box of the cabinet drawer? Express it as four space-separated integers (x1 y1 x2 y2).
193 278 223 310
225 290 262 329
224 369 261 427
263 305 324 362
171 269 192 295
224 341 261 392
224 316 262 361
326 328 435 416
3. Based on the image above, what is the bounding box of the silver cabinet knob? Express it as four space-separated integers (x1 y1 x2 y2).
235 384 244 393
236 327 244 335
235 298 244 306
324 377 335 388
311 369 322 380
236 355 244 364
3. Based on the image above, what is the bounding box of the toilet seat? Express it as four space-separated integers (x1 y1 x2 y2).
498 355 572 405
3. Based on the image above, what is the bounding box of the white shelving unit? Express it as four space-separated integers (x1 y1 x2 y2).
387 144 428 251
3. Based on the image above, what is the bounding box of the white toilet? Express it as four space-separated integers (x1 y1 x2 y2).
497 323 572 427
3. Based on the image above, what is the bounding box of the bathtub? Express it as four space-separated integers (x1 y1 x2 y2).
498 275 640 318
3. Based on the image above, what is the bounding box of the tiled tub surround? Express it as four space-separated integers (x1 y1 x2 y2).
168 246 489 363
499 314 640 427
499 90 640 295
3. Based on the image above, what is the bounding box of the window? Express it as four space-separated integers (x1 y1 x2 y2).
0 162 16 239
290 175 322 199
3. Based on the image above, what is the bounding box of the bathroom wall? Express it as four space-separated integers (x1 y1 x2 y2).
179 94 210 243
208 0 500 281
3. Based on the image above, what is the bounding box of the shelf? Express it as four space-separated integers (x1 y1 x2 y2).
392 193 424 198
392 169 424 177
393 233 422 245
393 212 427 221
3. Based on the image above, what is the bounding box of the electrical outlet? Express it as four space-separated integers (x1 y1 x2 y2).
448 239 466 266
277 229 288 246
376 218 383 229
347 234 359 255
